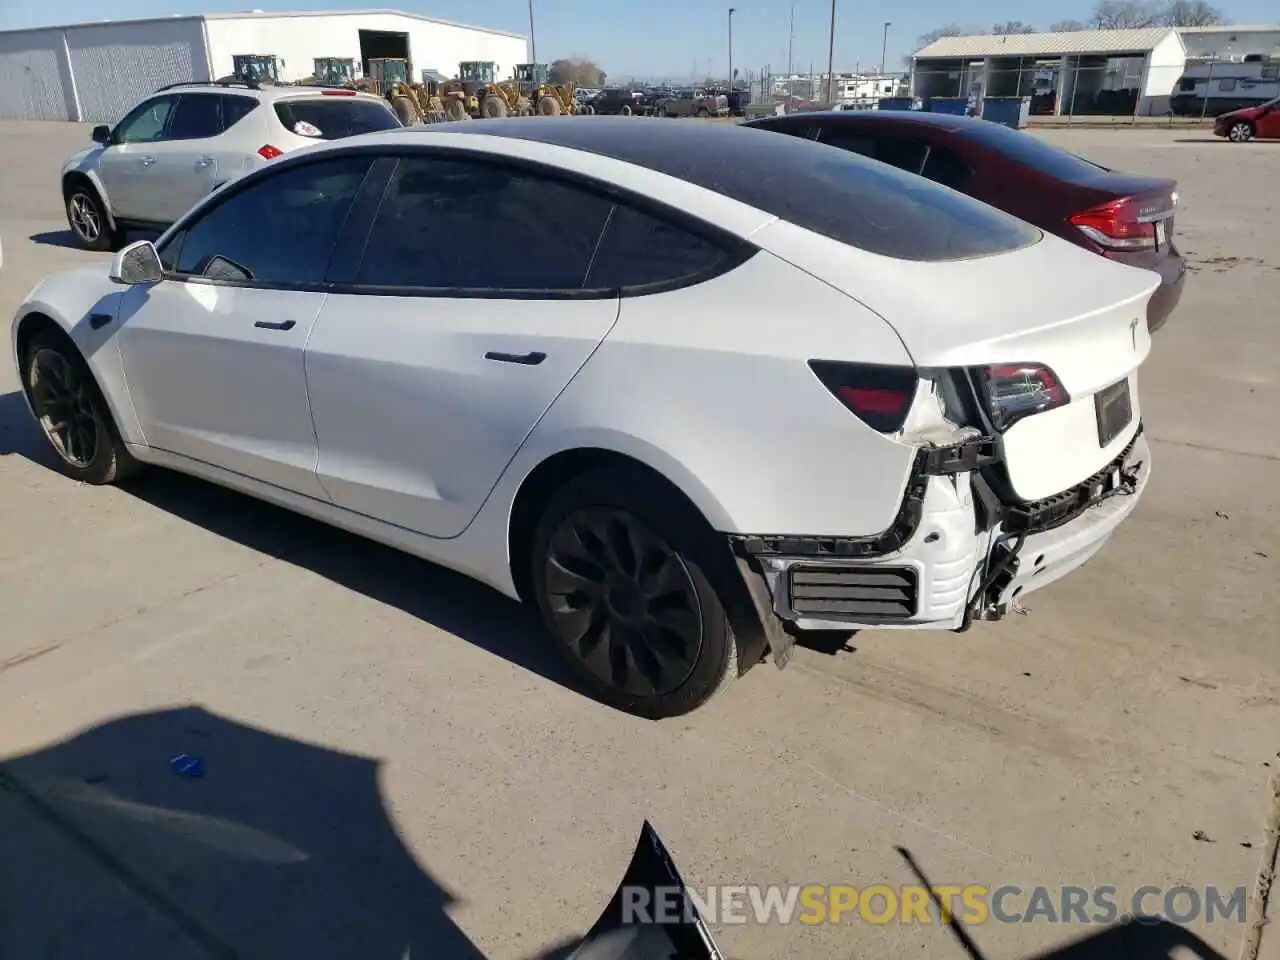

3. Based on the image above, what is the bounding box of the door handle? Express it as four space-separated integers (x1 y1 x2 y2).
139 156 156 166
254 320 296 331
195 157 215 168
484 350 546 365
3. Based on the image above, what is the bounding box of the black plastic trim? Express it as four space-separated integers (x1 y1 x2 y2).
730 448 932 560
1002 426 1144 535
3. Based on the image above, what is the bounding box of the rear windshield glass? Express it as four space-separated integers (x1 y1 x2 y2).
760 141 1042 261
273 98 401 139
957 121 1110 180
472 120 1041 262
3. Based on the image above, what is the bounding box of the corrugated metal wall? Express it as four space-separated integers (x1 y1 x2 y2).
67 20 210 123
0 29 74 121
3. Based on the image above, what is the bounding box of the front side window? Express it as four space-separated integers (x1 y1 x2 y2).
168 94 224 141
171 156 372 285
114 96 176 143
355 157 614 291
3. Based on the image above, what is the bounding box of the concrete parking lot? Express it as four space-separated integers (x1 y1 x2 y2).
0 119 1276 960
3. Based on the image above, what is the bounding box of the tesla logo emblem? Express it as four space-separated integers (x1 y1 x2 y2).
1130 318 1139 350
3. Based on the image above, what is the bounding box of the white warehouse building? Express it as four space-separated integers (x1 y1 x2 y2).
0 8 528 123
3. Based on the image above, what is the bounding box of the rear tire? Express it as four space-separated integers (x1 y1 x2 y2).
481 95 508 118
619 103 633 116
1228 120 1254 141
446 99 468 122
64 183 117 252
21 330 140 484
536 95 561 116
529 466 737 719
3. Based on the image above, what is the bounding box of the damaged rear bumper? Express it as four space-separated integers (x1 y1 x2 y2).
729 428 1151 666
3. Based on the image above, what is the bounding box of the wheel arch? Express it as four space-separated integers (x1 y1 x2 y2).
504 444 772 676
61 170 119 231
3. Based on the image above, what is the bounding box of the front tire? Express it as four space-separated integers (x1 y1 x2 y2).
1228 120 1254 141
64 184 116 252
530 466 737 719
21 331 140 484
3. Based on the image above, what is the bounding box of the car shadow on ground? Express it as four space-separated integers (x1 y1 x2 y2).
29 228 164 250
29 229 84 250
0 389 582 698
0 705 587 958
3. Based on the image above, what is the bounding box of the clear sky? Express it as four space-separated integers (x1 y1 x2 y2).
0 0 1274 79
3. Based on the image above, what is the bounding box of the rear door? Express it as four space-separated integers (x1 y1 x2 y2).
304 152 621 538
149 92 227 221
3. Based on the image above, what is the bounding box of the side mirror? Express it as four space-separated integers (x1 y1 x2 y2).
109 240 164 285
92 124 111 145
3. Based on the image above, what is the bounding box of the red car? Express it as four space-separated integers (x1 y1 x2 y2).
744 111 1186 332
1213 96 1280 141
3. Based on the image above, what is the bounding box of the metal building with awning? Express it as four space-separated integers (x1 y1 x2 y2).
910 27 1188 117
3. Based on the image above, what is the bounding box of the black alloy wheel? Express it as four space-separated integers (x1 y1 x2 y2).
28 346 103 469
544 507 704 698
22 333 139 484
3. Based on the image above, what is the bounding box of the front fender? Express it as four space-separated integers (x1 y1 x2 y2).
61 154 119 230
11 268 146 447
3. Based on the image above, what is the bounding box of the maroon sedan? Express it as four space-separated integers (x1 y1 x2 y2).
744 111 1186 332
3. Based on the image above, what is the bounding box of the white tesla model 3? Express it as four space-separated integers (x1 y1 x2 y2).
10 118 1155 718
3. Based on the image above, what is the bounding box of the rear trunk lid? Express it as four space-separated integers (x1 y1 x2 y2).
755 221 1159 501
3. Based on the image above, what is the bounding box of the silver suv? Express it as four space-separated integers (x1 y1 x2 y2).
61 80 401 250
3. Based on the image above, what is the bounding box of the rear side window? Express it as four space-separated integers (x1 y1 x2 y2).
354 156 614 291
273 98 401 139
168 94 223 140
920 144 971 191
956 121 1109 180
585 205 729 290
221 95 259 130
172 156 372 285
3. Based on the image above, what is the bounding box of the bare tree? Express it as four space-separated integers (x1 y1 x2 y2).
992 20 1038 34
549 57 607 88
1091 0 1165 28
1165 0 1225 25
1049 19 1088 30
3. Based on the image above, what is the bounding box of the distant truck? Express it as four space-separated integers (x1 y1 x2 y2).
655 89 730 118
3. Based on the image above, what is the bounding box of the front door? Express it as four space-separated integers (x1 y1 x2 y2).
116 152 376 498
96 94 178 222
305 153 621 538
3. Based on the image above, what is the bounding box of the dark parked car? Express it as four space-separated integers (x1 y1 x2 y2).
707 85 752 116
590 87 647 116
744 111 1186 332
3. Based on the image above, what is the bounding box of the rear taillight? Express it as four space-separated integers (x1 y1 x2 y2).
809 360 918 433
974 363 1069 431
258 144 283 160
1069 193 1174 252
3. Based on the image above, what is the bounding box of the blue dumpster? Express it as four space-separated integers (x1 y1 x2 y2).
926 96 970 116
981 96 1032 129
878 96 921 111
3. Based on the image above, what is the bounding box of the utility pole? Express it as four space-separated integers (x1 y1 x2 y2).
527 0 537 66
825 0 837 104
787 1 795 75
728 8 736 87
881 21 891 75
